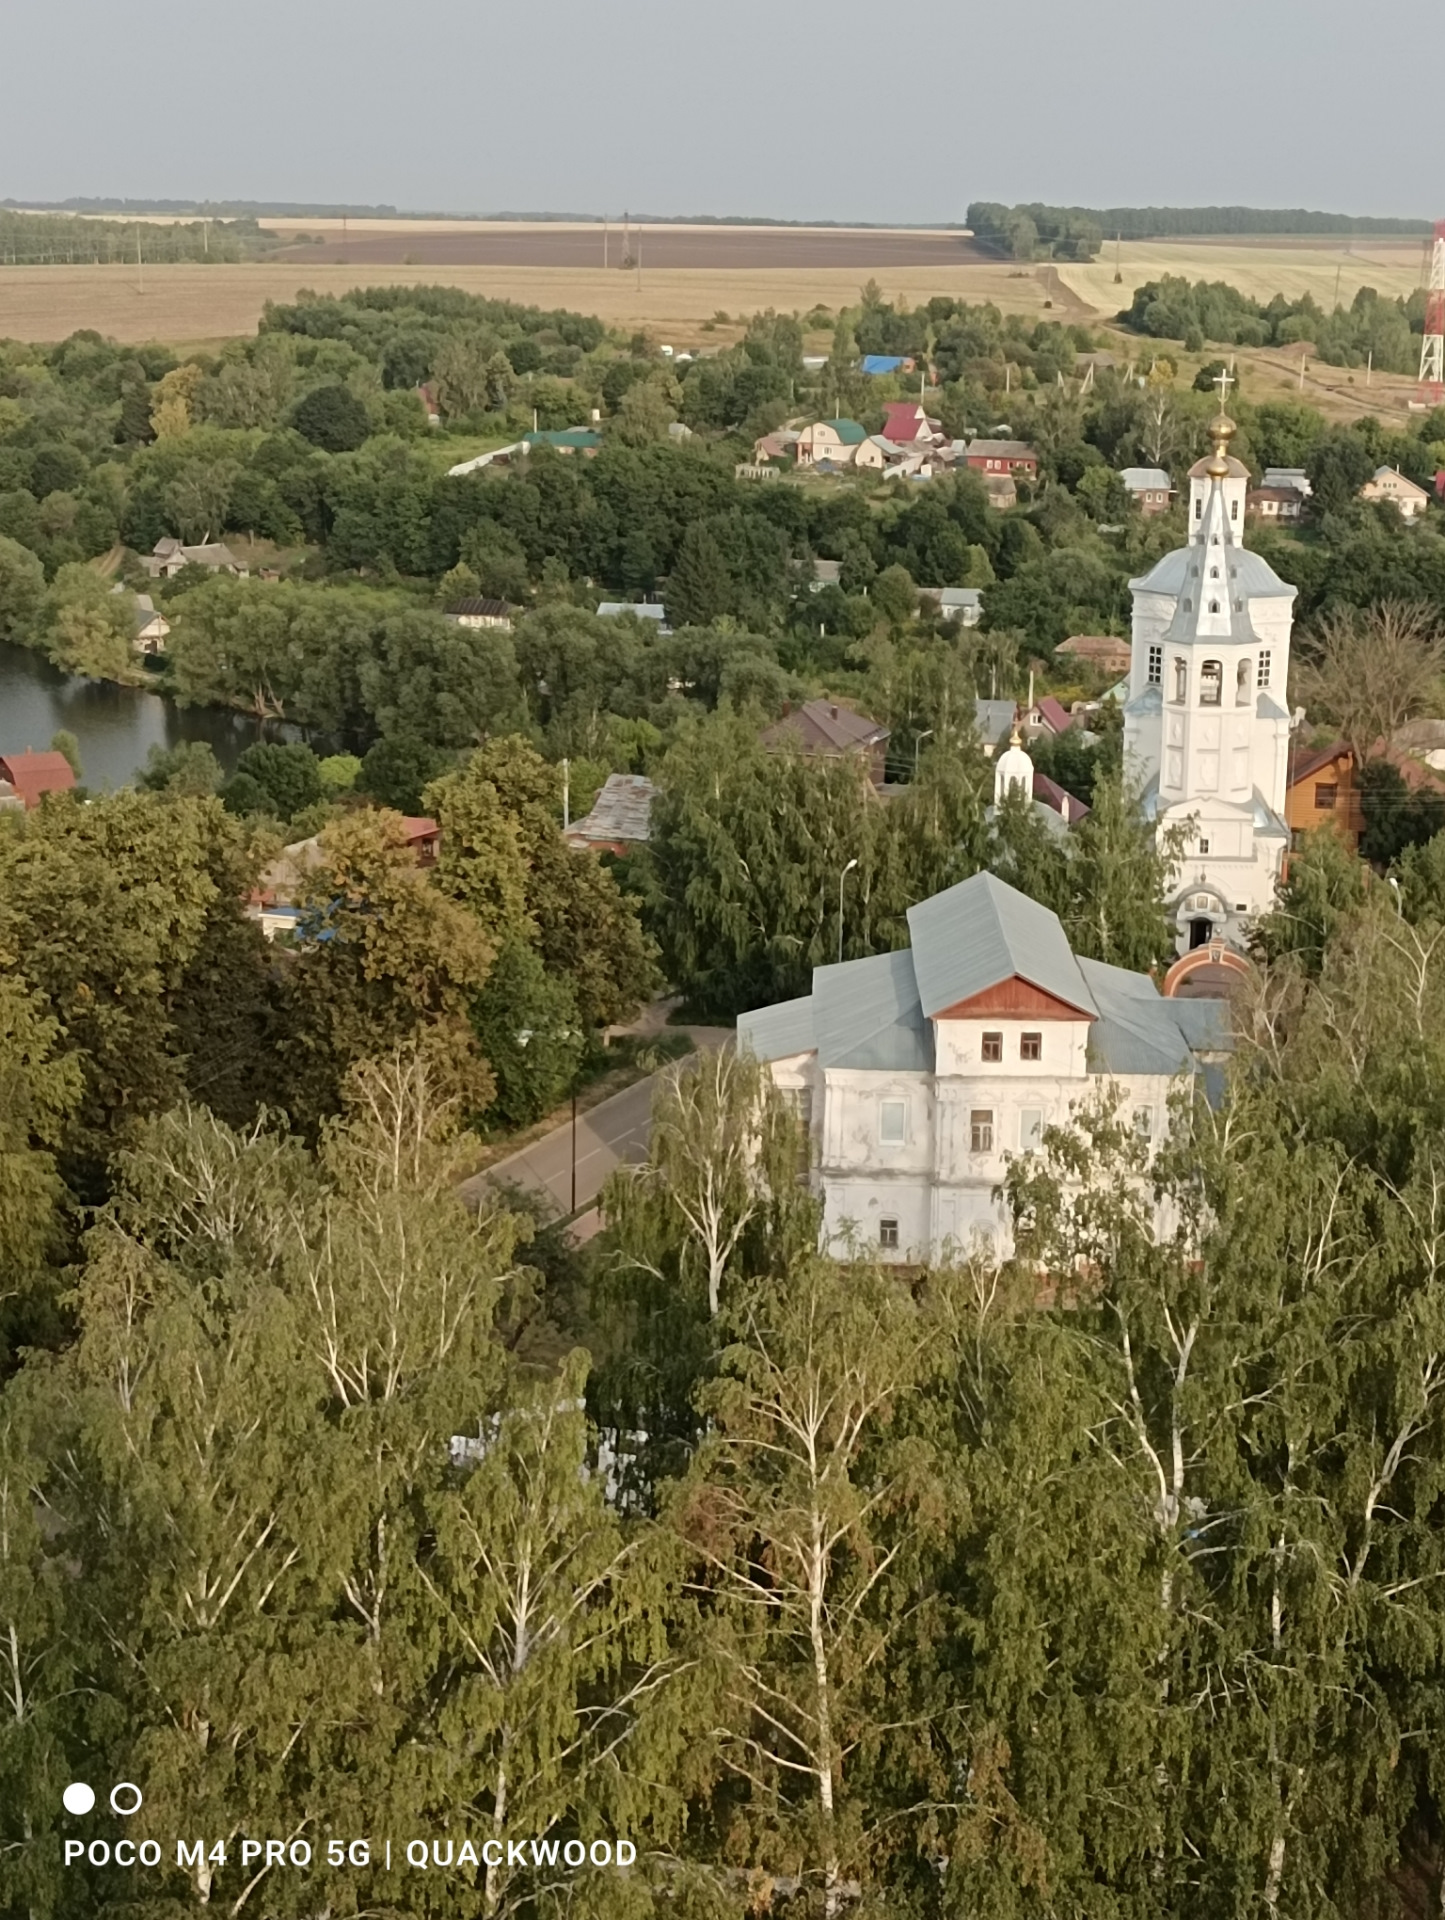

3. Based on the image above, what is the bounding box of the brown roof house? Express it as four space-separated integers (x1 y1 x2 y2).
1056 634 1132 676
443 597 514 631
761 699 890 787
563 774 658 856
0 751 77 811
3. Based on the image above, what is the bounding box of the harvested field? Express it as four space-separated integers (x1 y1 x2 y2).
1058 238 1426 313
261 220 991 271
0 258 1059 348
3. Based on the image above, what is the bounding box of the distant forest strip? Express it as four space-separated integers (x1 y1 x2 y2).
0 209 274 266
968 201 1433 261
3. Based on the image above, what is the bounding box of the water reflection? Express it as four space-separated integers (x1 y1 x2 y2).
0 644 277 791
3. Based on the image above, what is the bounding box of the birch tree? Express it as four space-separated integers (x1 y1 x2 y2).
674 1259 930 1916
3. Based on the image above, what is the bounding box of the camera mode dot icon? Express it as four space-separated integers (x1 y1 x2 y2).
62 1783 96 1816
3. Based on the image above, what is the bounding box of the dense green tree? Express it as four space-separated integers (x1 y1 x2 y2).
225 740 325 824
0 534 44 645
290 380 372 452
666 521 732 628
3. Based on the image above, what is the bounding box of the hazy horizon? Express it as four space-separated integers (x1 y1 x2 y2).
4 0 1434 226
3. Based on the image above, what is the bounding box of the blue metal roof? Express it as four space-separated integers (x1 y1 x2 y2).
860 355 906 374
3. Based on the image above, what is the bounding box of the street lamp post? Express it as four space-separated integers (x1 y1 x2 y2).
914 727 934 776
838 857 859 965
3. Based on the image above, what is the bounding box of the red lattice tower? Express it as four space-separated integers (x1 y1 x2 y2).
1420 219 1445 401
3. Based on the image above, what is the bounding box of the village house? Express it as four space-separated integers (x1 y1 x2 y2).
879 401 941 446
1246 485 1304 524
128 591 170 655
1285 739 1364 848
760 698 890 787
443 597 514 631
249 817 439 940
738 869 1229 1264
796 419 869 468
0 751 76 811
144 537 245 580
811 559 843 591
563 773 657 856
917 586 983 627
959 438 1039 479
1056 633 1133 676
859 355 916 376
1261 467 1311 500
522 427 602 455
1360 465 1430 520
1119 467 1174 514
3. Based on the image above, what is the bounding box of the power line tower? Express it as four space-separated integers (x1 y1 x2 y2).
1419 218 1445 401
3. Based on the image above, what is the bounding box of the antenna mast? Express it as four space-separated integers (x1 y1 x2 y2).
1419 218 1445 401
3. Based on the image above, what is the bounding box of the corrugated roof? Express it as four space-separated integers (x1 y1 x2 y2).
820 418 868 445
965 438 1036 459
812 948 933 1071
906 871 1097 1020
563 772 657 846
1164 997 1234 1055
1078 956 1194 1076
1120 466 1172 489
738 994 816 1062
860 355 908 374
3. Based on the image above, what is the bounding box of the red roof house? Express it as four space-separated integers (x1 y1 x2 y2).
880 401 932 444
0 751 77 810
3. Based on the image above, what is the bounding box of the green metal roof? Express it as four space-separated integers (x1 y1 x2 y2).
821 418 867 445
524 428 601 450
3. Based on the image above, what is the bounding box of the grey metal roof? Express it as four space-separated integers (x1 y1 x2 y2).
596 601 669 624
1164 997 1234 1055
738 994 816 1062
1120 466 1171 490
563 773 656 846
974 698 1017 744
1131 545 1296 602
1077 957 1196 1076
906 871 1097 1020
812 948 933 1071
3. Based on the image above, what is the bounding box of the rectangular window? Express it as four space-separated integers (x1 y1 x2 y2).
1020 1032 1042 1062
1147 643 1163 685
1199 837 1210 855
879 1098 907 1146
970 1109 995 1153
1019 1107 1043 1149
1133 1107 1153 1139
981 1031 1002 1062
1257 649 1271 688
1314 783 1338 811
879 1217 899 1251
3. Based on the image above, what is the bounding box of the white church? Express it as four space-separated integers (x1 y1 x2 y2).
1121 390 1298 951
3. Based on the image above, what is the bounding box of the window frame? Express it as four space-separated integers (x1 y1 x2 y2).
1314 782 1338 811
1257 648 1272 688
878 1217 900 1251
1200 659 1223 706
969 1109 995 1154
1019 1032 1042 1062
981 1031 1003 1063
878 1097 908 1146
1147 642 1163 686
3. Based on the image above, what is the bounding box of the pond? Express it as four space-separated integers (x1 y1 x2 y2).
0 643 269 790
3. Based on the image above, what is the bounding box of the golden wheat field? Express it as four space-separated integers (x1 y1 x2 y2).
0 258 1057 350
1056 238 1427 314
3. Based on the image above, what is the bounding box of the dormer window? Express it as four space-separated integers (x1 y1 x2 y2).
1209 565 1220 579
1208 599 1221 614
1200 659 1222 705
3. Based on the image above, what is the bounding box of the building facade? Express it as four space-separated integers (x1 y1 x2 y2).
739 871 1228 1265
1122 408 1298 951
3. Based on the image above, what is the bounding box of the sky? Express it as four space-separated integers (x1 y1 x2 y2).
3 0 1435 223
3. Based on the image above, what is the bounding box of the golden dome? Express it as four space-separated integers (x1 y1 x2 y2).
1204 408 1236 480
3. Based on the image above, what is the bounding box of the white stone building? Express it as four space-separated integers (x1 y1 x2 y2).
1122 409 1298 951
738 871 1229 1265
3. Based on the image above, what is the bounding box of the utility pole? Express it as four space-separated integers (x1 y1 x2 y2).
562 757 570 830
837 858 858 965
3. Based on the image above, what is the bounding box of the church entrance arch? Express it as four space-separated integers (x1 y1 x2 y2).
1188 916 1212 950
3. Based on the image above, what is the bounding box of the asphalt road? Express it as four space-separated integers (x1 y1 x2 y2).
458 1074 659 1222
